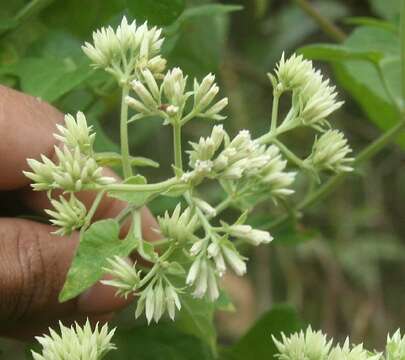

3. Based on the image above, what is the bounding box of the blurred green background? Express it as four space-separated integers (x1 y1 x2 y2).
1 0 405 358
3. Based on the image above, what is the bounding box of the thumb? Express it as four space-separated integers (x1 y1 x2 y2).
0 218 130 335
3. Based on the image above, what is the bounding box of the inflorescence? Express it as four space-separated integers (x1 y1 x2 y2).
24 17 354 324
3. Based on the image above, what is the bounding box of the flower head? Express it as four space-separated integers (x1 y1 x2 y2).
186 258 220 300
386 330 405 360
55 112 95 155
273 326 333 360
226 224 273 246
328 339 381 360
306 130 354 173
158 204 198 242
32 320 115 360
45 194 87 236
101 256 141 298
82 17 164 74
271 52 314 91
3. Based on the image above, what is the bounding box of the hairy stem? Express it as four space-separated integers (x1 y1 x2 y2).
120 84 132 178
105 177 178 192
270 91 281 133
293 0 347 42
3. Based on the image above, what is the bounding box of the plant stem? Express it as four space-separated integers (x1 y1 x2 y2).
214 197 233 217
272 138 308 169
80 189 106 235
401 0 405 108
265 118 405 230
173 122 183 176
270 91 280 133
120 84 132 178
105 177 178 192
293 0 347 43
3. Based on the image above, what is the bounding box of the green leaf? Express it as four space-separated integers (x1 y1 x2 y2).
110 323 214 360
59 219 137 302
343 17 397 33
227 304 302 360
368 0 400 20
94 152 159 168
299 44 383 64
175 295 217 355
127 0 185 26
3 57 92 103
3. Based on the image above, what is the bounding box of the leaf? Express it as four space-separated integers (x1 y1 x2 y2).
59 219 137 302
110 323 214 360
3 57 92 103
94 152 159 168
175 295 217 355
227 304 302 360
127 0 185 26
343 17 397 33
299 44 383 64
368 0 400 20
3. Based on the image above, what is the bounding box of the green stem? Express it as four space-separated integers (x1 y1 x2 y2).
120 84 132 178
80 189 106 234
272 138 308 169
270 91 281 132
293 0 347 42
401 0 405 108
173 123 183 176
213 197 233 217
105 177 178 192
265 118 405 230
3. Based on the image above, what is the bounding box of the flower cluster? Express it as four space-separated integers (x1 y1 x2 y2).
32 320 115 360
82 17 165 77
126 68 228 123
24 112 114 235
305 129 354 173
24 17 355 327
183 126 296 200
272 326 405 360
270 52 344 131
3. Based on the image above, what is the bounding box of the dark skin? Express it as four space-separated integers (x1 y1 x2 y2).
0 85 160 339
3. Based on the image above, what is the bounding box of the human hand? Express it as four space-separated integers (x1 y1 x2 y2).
0 85 159 339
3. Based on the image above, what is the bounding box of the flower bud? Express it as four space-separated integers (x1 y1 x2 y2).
227 224 273 246
45 194 87 236
158 205 198 242
194 198 217 217
221 245 246 276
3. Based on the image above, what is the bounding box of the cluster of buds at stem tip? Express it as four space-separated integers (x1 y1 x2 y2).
101 256 141 298
305 129 354 174
186 257 220 300
126 68 227 123
135 278 182 323
32 320 116 360
82 17 165 77
272 326 384 360
45 194 87 236
270 53 343 131
183 128 296 200
158 204 198 242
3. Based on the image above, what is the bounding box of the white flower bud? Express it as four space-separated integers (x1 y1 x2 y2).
193 73 215 107
186 258 201 286
147 55 167 75
190 239 205 256
45 194 87 236
328 338 381 360
207 266 219 301
162 67 188 107
125 95 151 115
203 98 228 120
131 80 158 110
386 330 405 359
194 198 217 217
165 285 181 320
221 245 246 276
192 259 208 298
32 320 116 360
227 224 273 246
145 286 155 324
